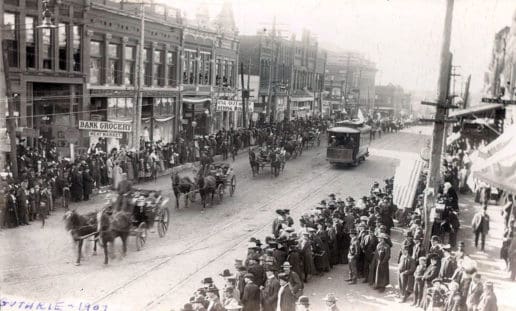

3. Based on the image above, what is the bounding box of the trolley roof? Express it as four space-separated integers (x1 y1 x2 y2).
327 126 361 134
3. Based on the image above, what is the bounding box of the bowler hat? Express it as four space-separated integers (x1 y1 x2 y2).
297 296 310 306
278 272 289 281
201 277 213 284
219 269 233 278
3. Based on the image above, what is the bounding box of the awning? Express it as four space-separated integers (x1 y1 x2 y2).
182 97 212 103
477 123 516 159
393 157 425 209
471 124 516 193
448 103 503 118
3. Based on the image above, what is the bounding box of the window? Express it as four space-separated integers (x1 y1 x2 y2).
58 23 68 70
107 43 121 85
216 59 221 86
144 48 152 86
42 28 53 69
26 16 36 69
228 61 234 87
167 51 177 87
153 50 164 86
90 41 102 84
72 26 81 72
199 53 211 85
124 46 135 85
185 50 196 84
3 12 18 67
108 98 133 119
182 52 188 84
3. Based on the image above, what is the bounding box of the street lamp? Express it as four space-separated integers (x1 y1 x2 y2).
36 0 57 29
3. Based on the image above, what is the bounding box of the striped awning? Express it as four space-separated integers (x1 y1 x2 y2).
393 157 425 209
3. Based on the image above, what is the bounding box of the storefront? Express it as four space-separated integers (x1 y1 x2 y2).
182 97 212 137
141 97 178 144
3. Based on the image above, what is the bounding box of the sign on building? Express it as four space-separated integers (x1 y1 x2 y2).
78 120 132 132
88 131 124 138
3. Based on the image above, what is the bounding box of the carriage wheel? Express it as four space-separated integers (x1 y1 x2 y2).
136 223 147 251
157 207 170 238
217 183 224 202
230 177 236 197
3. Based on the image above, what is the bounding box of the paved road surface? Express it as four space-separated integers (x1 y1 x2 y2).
1 127 431 311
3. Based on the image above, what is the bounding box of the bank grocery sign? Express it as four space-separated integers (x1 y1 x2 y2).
78 120 132 132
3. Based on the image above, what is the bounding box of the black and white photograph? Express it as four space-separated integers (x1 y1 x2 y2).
1 0 516 310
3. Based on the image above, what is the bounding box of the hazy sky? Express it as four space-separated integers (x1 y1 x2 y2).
164 0 515 95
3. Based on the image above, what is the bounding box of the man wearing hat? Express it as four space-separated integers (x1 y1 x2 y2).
398 230 415 263
296 296 310 311
206 287 224 311
412 256 427 307
273 210 287 238
286 244 305 282
277 273 296 311
247 257 266 287
180 303 195 311
283 209 294 226
282 261 303 298
426 278 447 310
299 231 315 283
477 281 497 311
201 277 220 298
466 273 484 311
322 293 339 311
361 226 378 283
260 268 280 311
412 232 425 262
398 245 416 302
241 273 260 311
346 229 359 284
439 245 457 281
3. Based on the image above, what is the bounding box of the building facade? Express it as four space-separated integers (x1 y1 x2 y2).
3 0 87 156
2 0 239 154
239 28 326 123
323 50 377 119
374 84 411 118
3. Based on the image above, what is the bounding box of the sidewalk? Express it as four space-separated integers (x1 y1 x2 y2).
455 193 516 311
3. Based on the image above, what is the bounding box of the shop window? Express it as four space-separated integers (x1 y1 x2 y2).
25 16 36 69
124 46 135 85
3 12 18 68
144 48 152 86
58 23 68 70
72 26 82 72
153 50 164 86
42 28 54 69
90 41 102 84
167 51 177 87
108 43 121 85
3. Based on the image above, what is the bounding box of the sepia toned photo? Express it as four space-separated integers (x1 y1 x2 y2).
1 0 516 310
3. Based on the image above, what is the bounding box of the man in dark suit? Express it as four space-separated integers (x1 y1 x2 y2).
361 226 378 283
471 205 490 252
276 273 296 311
477 281 497 311
16 180 29 225
398 245 416 302
260 269 280 311
281 261 303 298
439 246 457 281
242 273 260 311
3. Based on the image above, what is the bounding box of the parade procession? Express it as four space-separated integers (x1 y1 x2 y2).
1 0 516 310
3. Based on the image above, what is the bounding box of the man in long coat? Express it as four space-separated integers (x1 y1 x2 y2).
299 232 315 282
241 273 260 311
260 269 280 311
16 181 29 225
82 167 94 201
372 233 391 291
276 273 296 311
287 244 304 282
398 245 416 302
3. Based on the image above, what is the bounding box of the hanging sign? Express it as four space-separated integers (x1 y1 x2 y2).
79 120 132 132
216 100 238 111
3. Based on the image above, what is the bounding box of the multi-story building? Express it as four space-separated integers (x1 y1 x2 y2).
2 0 87 155
2 0 239 154
323 50 376 119
85 0 182 152
239 28 326 122
374 84 411 117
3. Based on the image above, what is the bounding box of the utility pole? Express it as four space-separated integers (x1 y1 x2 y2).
247 57 252 127
422 0 455 249
2 41 18 179
132 1 145 150
240 62 247 128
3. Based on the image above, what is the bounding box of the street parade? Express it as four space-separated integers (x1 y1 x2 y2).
1 0 516 311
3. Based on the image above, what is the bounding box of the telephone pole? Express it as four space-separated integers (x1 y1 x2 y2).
2 39 18 179
133 1 145 150
240 62 247 128
422 0 455 248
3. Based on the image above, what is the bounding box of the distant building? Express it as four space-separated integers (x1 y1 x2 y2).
324 50 377 118
374 84 411 118
239 27 326 122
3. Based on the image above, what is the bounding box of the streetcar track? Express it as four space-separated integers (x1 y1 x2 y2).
90 158 335 306
144 168 343 310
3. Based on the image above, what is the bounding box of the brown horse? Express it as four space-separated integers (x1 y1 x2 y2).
197 170 217 209
97 204 132 265
171 170 197 208
63 210 99 266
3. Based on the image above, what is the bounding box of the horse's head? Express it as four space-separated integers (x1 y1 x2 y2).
63 210 76 231
97 208 110 232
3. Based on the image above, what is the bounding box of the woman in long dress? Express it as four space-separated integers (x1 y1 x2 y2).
112 162 123 190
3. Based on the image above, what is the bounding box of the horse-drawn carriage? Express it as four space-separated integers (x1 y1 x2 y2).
248 146 285 177
302 128 321 149
172 162 237 209
64 187 170 265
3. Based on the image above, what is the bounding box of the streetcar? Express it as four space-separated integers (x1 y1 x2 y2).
326 120 371 166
